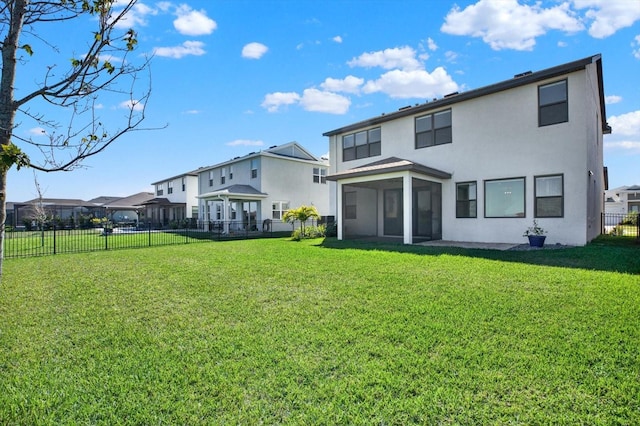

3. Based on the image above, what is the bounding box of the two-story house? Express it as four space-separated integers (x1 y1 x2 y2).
324 54 610 246
605 185 640 215
147 171 200 225
197 142 330 233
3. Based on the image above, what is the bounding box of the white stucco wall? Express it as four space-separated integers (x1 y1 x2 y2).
329 64 605 246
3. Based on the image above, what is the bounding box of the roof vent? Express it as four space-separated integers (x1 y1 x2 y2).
514 71 532 78
398 105 412 111
444 92 459 98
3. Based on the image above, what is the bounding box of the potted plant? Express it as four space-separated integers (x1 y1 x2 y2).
523 219 546 247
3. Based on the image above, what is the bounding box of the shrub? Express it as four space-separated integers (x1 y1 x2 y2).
291 224 326 241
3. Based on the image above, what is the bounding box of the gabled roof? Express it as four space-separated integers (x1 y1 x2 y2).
327 157 452 181
196 142 325 174
150 169 200 186
323 54 609 136
88 196 122 206
101 192 155 209
264 142 318 161
198 184 267 199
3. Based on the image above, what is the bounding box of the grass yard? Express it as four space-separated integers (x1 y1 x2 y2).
0 237 639 424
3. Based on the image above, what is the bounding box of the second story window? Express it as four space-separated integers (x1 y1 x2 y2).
416 109 452 149
156 184 163 196
208 171 214 186
181 177 186 191
313 167 327 184
342 127 381 162
229 165 234 180
221 168 226 185
251 159 258 179
539 80 568 126
167 181 173 195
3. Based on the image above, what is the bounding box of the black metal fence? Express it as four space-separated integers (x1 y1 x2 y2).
3 220 291 259
602 212 640 238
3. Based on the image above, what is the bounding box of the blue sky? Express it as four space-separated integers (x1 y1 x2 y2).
8 0 640 202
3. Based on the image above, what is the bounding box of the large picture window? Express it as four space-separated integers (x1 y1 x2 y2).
456 182 477 218
484 177 525 218
416 109 452 148
535 174 563 217
539 80 568 126
342 127 381 162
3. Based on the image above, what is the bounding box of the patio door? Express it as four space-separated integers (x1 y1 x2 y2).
413 179 442 240
384 189 403 236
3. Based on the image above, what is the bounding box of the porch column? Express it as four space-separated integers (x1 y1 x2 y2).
222 196 230 234
403 174 413 244
337 182 343 240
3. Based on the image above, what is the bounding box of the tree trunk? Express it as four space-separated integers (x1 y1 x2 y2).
0 0 27 281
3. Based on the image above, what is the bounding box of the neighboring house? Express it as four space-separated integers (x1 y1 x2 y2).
93 192 155 224
146 171 200 225
324 54 610 246
605 185 640 215
197 142 330 233
13 198 93 227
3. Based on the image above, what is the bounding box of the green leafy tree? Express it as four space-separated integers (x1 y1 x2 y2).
282 205 320 238
0 0 154 280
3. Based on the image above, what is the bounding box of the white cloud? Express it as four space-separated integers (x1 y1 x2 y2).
608 110 640 136
119 99 144 111
153 41 206 58
320 75 364 94
261 92 301 112
226 139 264 147
604 140 640 154
183 110 201 115
29 127 47 136
348 46 423 71
332 35 343 43
427 37 438 51
445 51 459 63
557 41 568 47
573 0 640 38
299 89 350 114
173 5 217 36
605 95 622 104
441 0 583 51
362 67 459 99
242 42 269 59
634 35 640 60
112 2 157 29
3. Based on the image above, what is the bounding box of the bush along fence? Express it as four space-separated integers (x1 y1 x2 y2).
3 220 287 259
602 212 640 238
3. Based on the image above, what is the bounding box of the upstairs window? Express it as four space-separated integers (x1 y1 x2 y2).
313 167 327 184
342 127 381 162
535 174 563 217
220 168 226 185
416 109 452 148
156 184 163 196
181 177 186 192
208 171 214 186
539 80 568 126
229 165 234 180
251 159 258 179
167 181 173 195
456 182 477 218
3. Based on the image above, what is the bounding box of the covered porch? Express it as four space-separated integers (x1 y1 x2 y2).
198 185 268 234
327 157 451 244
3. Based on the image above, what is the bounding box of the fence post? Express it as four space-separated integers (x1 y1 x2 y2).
148 222 152 247
53 225 57 255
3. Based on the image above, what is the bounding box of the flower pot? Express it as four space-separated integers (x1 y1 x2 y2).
527 235 546 247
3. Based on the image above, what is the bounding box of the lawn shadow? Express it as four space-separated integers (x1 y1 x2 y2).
318 236 640 275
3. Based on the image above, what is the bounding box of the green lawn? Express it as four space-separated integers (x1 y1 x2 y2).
1 237 639 424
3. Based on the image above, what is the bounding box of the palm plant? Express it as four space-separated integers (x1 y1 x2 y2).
282 205 320 238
